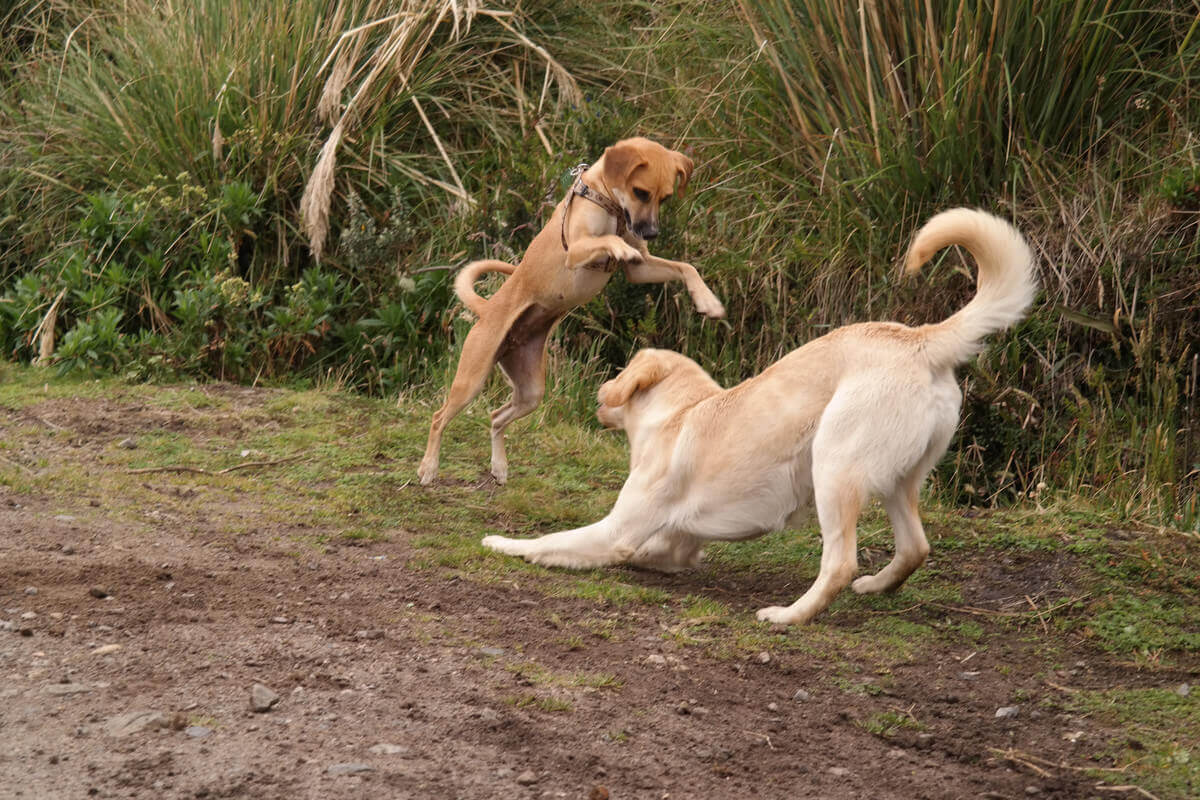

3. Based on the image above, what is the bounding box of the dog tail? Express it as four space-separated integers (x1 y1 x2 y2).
904 208 1037 369
454 260 516 316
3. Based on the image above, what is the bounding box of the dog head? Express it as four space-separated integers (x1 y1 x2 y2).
597 348 718 432
600 137 694 241
597 349 668 429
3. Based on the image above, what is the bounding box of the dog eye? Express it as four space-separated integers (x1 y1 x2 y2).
633 188 651 202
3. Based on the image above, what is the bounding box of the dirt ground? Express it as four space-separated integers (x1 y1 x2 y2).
1 385 1195 799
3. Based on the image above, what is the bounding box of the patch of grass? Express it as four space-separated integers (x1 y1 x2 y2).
553 577 673 607
1068 686 1199 798
502 660 623 693
858 709 924 739
1086 596 1200 657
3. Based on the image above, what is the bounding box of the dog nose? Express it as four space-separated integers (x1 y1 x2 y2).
638 225 659 240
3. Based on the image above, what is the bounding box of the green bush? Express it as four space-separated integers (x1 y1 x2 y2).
0 1 1197 526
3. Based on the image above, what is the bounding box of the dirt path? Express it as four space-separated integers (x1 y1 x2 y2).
0 382 1194 799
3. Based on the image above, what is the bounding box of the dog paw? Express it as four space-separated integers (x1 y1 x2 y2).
851 574 883 594
755 606 795 626
417 460 438 486
693 292 726 319
610 241 643 263
482 535 522 556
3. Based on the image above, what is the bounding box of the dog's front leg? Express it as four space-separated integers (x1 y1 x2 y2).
483 506 665 571
566 234 642 270
483 518 624 570
624 254 725 319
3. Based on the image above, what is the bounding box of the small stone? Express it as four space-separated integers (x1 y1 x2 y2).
269 617 291 625
91 644 122 656
355 629 383 640
589 786 610 800
793 689 811 702
327 763 373 776
250 683 280 712
1177 683 1191 697
958 671 980 681
0 620 13 632
756 651 771 664
644 654 666 667
1025 786 1041 795
995 706 1020 719
495 767 514 779
888 748 905 758
915 733 934 749
104 711 169 737
368 743 408 755
61 545 75 555
477 646 505 658
828 766 851 777
185 726 212 739
45 683 93 696
690 706 711 717
20 611 36 620
767 702 779 712
24 587 37 596
117 438 137 449
515 770 538 786
89 587 109 599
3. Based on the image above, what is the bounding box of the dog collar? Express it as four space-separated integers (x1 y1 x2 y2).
560 163 629 268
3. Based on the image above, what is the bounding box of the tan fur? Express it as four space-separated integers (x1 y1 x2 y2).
483 208 1037 624
418 137 725 485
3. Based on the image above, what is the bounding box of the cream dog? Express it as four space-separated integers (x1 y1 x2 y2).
418 137 725 486
482 208 1037 624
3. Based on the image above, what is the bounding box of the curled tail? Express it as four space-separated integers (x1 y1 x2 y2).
905 208 1037 369
453 260 516 316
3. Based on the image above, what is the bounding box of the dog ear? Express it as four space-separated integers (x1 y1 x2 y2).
601 141 647 189
599 351 666 407
672 151 694 197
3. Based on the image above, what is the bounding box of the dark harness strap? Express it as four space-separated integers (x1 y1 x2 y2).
560 164 628 271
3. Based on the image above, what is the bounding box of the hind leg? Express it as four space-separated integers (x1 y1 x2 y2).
851 477 930 594
418 317 510 485
488 312 557 484
629 529 703 573
852 410 955 594
757 475 863 625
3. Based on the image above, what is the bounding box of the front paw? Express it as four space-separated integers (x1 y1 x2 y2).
609 240 643 263
756 604 813 626
692 290 725 319
482 535 524 557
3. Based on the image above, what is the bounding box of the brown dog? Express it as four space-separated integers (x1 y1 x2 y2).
418 137 725 485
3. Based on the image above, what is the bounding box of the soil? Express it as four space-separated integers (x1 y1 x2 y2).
0 390 1193 799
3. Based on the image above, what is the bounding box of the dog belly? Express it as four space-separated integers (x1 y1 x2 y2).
674 467 811 542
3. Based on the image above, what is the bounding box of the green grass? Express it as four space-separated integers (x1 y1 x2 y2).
1068 687 1200 799
858 709 925 739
